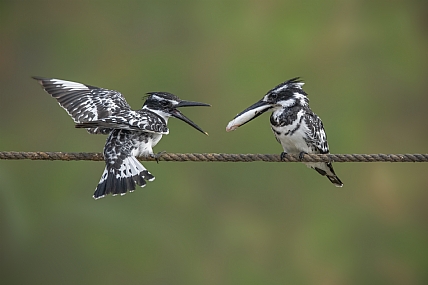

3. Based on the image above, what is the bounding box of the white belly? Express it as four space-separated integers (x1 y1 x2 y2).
273 126 312 154
132 133 163 157
272 124 325 170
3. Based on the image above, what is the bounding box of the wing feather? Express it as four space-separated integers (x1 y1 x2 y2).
303 112 329 154
34 77 170 135
33 77 131 123
74 108 169 134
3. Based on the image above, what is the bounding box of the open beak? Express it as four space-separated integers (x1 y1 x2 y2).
226 100 272 132
171 100 210 135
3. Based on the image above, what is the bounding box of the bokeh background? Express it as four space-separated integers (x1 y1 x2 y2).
1 1 428 284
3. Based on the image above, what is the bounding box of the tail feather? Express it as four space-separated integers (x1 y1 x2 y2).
326 175 343 187
124 176 136 193
312 162 343 187
93 157 154 199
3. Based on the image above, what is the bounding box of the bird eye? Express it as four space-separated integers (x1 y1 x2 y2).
269 93 278 101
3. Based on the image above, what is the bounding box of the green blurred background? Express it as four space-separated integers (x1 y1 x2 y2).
1 1 428 284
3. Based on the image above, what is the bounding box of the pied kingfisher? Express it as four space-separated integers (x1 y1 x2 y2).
226 78 343 187
34 77 210 199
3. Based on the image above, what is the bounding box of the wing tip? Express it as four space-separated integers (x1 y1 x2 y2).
32 76 47 83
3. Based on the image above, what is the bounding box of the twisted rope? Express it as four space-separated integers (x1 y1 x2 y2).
1 151 428 163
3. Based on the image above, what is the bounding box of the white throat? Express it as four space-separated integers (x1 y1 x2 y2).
143 106 170 122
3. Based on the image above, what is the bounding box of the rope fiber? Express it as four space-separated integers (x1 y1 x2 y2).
1 151 428 163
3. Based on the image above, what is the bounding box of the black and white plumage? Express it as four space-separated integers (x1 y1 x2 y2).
226 78 343 187
34 77 210 199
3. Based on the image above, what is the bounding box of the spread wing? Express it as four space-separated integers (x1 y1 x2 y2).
303 112 329 154
33 77 131 124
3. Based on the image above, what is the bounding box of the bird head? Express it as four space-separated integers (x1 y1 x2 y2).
144 92 210 135
226 78 308 131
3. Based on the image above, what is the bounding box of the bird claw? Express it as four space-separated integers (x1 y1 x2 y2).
299 151 308 161
280 152 287 161
152 151 166 164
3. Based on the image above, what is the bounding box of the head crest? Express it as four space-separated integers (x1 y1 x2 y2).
268 77 304 94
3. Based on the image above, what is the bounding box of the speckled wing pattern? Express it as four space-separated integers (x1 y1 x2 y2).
74 109 169 134
302 111 343 187
33 77 132 122
33 77 169 135
303 111 329 154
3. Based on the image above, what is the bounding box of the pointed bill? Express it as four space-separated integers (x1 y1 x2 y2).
170 99 210 135
226 100 272 132
175 100 211 108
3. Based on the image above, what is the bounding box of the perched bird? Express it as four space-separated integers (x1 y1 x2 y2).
226 78 343 187
34 77 210 199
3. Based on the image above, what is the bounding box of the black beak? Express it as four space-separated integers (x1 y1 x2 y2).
175 100 211 108
171 100 210 135
226 100 272 131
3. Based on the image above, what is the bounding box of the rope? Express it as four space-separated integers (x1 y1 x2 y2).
1 151 428 163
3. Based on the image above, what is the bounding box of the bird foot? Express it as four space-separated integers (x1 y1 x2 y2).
299 151 308 161
151 151 166 164
280 152 288 161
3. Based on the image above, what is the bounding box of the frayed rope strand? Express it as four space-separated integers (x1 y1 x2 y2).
1 151 428 163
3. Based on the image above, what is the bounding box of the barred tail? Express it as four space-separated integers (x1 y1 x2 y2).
93 156 155 199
